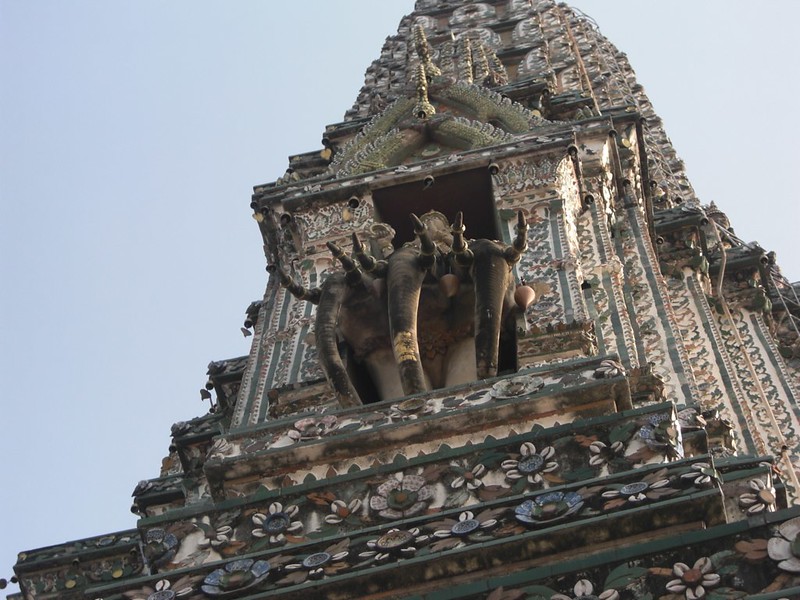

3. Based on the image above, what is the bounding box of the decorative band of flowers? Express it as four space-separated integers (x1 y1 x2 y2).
124 458 723 598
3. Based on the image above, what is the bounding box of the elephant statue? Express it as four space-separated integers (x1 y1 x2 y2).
276 210 531 407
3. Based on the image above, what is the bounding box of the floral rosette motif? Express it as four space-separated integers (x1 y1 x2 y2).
593 359 626 379
387 397 435 421
588 440 625 468
502 441 558 486
123 577 198 600
430 509 502 550
358 527 429 563
665 557 720 599
735 538 769 563
491 375 544 399
679 463 718 488
638 413 682 457
325 497 363 525
515 491 583 525
551 579 619 600
197 525 233 551
450 462 487 492
739 478 776 515
201 559 271 597
143 528 179 569
601 469 674 510
369 473 433 520
207 438 234 460
768 516 800 572
288 415 339 441
251 502 303 546
677 407 707 431
282 540 349 584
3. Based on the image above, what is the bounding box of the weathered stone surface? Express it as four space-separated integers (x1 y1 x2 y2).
12 1 800 599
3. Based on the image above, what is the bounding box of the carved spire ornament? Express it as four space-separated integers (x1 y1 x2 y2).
413 62 436 119
413 22 441 78
459 36 474 84
473 39 490 84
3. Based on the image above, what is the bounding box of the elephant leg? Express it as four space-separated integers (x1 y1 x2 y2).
444 336 477 386
421 352 445 390
363 348 405 401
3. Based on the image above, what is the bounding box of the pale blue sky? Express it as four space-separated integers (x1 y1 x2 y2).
1 1 798 593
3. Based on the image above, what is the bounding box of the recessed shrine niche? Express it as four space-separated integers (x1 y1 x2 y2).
371 167 498 245
333 167 520 406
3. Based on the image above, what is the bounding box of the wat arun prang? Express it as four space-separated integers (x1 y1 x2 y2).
10 1 800 599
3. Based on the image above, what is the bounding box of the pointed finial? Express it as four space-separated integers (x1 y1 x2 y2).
486 49 509 86
413 63 436 119
474 42 490 84
460 37 474 84
413 23 441 78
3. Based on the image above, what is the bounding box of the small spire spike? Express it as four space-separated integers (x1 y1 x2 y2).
276 265 321 304
504 210 529 264
413 23 441 77
486 47 508 86
413 63 436 119
411 213 436 269
460 37 474 84
474 42 490 84
451 211 473 267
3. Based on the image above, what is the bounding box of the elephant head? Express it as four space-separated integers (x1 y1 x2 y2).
277 210 530 407
450 210 528 379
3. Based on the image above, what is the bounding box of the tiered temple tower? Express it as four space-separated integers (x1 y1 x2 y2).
10 1 800 599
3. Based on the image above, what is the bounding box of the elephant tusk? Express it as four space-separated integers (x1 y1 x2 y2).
504 210 528 264
276 265 321 304
352 232 388 277
451 211 474 267
410 213 436 270
327 241 364 286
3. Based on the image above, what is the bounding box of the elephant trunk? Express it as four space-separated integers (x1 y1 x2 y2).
472 240 512 379
315 273 362 407
275 265 321 304
387 245 428 395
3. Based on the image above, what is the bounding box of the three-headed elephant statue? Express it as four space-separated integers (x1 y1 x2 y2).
276 210 533 407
